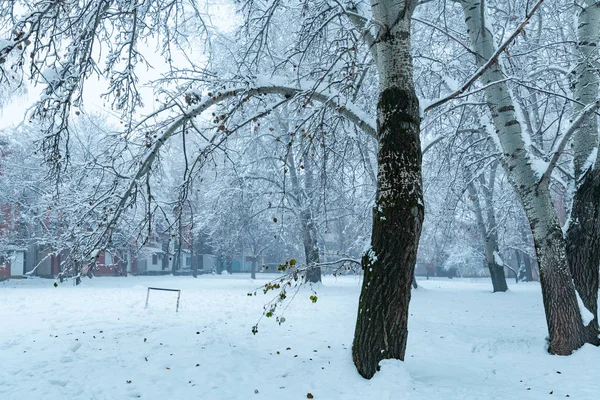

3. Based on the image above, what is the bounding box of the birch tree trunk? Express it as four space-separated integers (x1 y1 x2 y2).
352 0 424 379
461 0 588 354
565 1 600 345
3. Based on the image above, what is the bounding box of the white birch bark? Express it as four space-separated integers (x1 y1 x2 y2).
461 0 587 353
572 1 600 177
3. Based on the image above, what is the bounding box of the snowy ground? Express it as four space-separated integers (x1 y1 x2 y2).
1 275 598 400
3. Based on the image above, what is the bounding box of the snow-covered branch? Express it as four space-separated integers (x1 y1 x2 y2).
424 0 546 112
541 99 600 183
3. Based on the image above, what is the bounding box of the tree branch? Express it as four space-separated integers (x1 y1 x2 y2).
412 17 477 56
344 5 379 65
541 99 600 183
424 0 546 112
89 79 376 256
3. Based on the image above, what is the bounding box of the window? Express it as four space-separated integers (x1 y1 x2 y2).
152 254 158 265
186 256 191 266
105 252 113 265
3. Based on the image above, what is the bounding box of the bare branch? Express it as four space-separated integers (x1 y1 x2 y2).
541 99 600 183
424 0 546 112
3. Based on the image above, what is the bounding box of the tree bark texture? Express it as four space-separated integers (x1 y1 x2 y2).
462 0 588 353
536 228 588 353
353 1 423 379
566 171 600 344
488 263 508 292
565 1 600 346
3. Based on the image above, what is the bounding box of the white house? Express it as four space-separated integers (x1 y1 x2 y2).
135 246 167 273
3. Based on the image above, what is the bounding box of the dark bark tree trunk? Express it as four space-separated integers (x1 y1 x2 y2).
518 229 535 282
251 259 257 280
566 171 600 345
162 238 170 272
488 263 508 292
535 226 588 354
352 85 423 379
352 9 423 377
522 252 534 281
192 258 198 277
177 218 184 273
480 162 508 292
515 249 523 281
173 219 183 274
486 243 508 292
305 266 321 283
191 234 197 278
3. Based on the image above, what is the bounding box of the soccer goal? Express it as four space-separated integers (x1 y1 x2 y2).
144 287 181 312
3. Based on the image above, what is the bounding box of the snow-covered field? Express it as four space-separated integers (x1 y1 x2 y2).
1 275 598 400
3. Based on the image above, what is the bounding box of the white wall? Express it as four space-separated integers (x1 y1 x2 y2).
10 251 25 277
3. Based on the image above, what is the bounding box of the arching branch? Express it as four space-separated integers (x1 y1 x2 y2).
87 79 376 256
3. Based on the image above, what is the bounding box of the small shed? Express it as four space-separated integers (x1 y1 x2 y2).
9 249 26 277
0 247 27 278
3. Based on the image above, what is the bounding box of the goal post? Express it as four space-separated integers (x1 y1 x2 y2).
145 287 181 312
